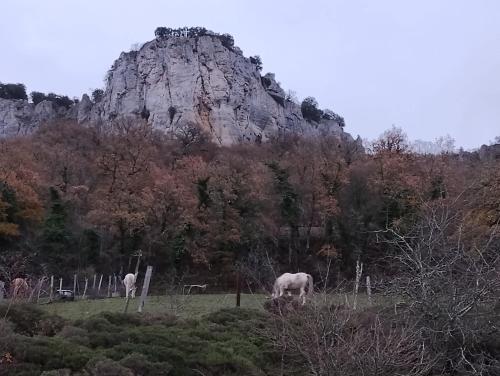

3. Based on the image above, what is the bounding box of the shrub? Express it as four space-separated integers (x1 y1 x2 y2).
0 82 28 100
46 93 73 109
56 325 90 347
168 106 177 124
29 91 74 108
219 33 234 49
86 358 133 376
37 316 66 337
301 96 323 122
0 318 16 353
261 76 272 88
0 308 278 375
0 304 51 336
10 336 92 372
30 91 46 105
249 55 263 71
91 89 104 103
0 363 41 375
267 304 434 376
322 109 345 128
119 353 172 376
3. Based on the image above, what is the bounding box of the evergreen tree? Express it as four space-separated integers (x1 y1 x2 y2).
40 188 73 272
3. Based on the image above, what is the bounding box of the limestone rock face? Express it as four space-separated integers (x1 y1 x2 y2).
0 32 357 146
0 98 63 136
77 94 93 123
91 35 350 145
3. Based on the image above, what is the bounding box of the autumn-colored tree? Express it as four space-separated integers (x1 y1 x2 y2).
0 139 43 243
86 119 158 271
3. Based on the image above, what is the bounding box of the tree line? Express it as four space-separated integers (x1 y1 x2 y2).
154 26 235 50
0 81 77 109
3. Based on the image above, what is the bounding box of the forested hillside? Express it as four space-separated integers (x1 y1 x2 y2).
1 119 498 290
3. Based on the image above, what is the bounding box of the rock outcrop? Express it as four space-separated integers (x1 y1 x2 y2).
82 32 353 145
1 29 358 146
0 98 70 137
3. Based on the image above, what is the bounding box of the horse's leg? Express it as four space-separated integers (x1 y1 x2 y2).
125 286 129 299
300 287 306 305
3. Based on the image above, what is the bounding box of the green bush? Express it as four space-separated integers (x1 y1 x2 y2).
120 353 172 376
37 315 66 336
0 304 62 336
0 363 41 376
86 358 133 376
0 82 27 100
56 325 90 347
301 96 323 122
29 91 74 108
91 89 104 103
0 307 279 375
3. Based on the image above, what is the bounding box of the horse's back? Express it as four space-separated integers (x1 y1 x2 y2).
123 274 133 285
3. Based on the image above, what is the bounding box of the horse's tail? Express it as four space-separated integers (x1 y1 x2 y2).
307 274 314 296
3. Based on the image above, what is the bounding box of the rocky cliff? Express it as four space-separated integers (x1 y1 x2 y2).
1 29 357 146
0 98 74 137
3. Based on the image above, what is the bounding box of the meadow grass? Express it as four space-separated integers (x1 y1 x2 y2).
39 293 267 320
35 291 394 320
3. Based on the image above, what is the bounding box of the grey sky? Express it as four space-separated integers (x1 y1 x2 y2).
1 0 499 149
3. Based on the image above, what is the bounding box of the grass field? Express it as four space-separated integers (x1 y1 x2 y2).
39 293 267 320
36 292 390 320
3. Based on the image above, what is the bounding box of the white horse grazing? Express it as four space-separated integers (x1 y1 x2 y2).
123 273 137 299
272 272 313 305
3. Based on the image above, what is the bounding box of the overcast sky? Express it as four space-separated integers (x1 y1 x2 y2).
1 0 499 149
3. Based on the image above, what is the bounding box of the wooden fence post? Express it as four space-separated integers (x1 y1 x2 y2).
36 277 46 303
107 275 112 298
134 250 142 279
353 259 363 310
138 266 153 313
73 274 77 298
92 274 96 290
366 276 372 306
97 274 103 295
28 280 37 302
50 276 54 301
59 278 63 294
236 269 241 307
82 278 88 299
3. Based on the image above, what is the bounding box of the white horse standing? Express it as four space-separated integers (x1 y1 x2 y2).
272 272 313 305
123 273 137 299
